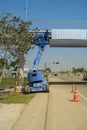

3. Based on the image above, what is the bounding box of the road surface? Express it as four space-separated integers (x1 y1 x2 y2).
11 76 87 130
0 75 87 130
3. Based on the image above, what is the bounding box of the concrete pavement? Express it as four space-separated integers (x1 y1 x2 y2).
11 84 87 130
11 93 48 130
45 85 87 130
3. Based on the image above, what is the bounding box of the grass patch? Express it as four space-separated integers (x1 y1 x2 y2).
0 77 29 90
0 77 16 89
0 93 35 104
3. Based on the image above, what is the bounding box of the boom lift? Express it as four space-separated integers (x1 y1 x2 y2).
27 33 49 93
23 29 87 93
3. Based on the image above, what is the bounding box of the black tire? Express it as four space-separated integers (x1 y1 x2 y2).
22 85 31 94
45 84 49 92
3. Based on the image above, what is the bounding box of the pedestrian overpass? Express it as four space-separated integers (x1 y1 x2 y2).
49 29 87 47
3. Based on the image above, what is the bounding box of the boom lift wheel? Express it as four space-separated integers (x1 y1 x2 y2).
22 85 31 94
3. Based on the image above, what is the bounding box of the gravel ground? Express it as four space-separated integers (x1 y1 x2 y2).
0 103 25 130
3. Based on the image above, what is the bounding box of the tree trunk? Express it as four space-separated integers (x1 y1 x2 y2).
17 53 25 86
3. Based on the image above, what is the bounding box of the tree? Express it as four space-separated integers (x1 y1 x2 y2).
0 58 10 70
76 68 84 73
72 67 84 74
10 59 19 71
45 67 52 73
0 13 36 85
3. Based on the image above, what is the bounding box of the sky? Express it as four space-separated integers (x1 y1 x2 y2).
0 0 87 71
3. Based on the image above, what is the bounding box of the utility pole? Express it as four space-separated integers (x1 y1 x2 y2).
44 62 47 70
25 0 28 21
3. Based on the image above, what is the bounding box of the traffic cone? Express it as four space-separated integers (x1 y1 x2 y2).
71 87 80 102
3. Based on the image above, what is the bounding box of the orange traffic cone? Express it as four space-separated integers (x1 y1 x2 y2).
72 87 80 102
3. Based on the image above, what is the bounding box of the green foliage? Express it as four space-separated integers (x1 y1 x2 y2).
23 77 28 85
1 77 15 84
72 67 84 73
0 13 35 70
0 77 16 89
0 58 10 70
45 67 51 73
10 59 19 70
0 93 35 104
76 68 84 72
0 71 2 76
44 72 48 80
0 76 29 89
0 13 38 85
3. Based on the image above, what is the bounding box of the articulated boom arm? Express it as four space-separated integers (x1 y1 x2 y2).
33 33 48 71
33 47 43 71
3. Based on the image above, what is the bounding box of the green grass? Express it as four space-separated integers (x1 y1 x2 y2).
0 77 29 89
0 93 35 104
0 77 16 89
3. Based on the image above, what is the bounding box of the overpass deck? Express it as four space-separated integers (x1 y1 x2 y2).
49 29 87 47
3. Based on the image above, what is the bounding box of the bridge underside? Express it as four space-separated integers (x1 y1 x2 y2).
50 39 87 47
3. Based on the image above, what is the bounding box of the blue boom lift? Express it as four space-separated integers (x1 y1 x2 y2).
22 29 87 93
26 33 49 93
